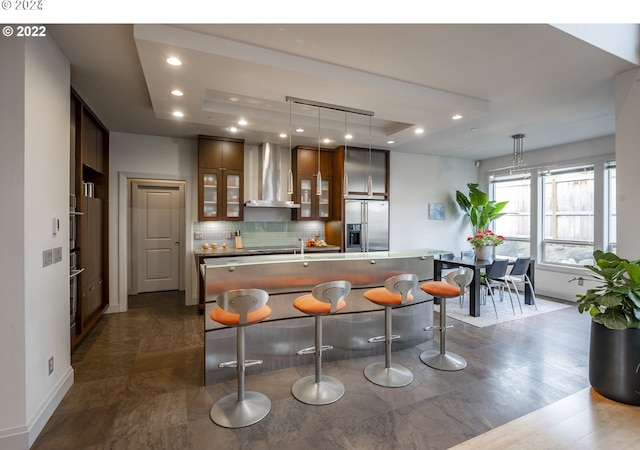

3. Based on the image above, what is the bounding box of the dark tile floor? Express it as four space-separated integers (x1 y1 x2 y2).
32 291 590 449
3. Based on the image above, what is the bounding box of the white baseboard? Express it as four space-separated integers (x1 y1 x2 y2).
27 365 74 447
0 426 28 450
536 287 578 303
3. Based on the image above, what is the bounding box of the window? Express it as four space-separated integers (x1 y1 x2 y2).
492 175 531 258
607 162 616 253
542 165 594 265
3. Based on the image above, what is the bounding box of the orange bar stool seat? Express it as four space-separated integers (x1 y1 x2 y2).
291 280 351 405
419 268 473 371
209 288 272 428
363 274 418 387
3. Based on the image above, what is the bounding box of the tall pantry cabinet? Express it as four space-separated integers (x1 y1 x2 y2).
71 90 109 351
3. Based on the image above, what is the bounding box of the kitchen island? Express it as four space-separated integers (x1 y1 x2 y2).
202 249 443 384
194 244 340 312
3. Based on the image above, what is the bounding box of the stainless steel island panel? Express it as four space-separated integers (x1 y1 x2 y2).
203 250 441 385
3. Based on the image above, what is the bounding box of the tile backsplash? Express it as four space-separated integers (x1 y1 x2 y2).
193 221 326 249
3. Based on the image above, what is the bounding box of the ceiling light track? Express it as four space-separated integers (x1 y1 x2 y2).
285 96 374 117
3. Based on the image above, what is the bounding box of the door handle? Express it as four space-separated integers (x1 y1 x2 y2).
175 242 180 246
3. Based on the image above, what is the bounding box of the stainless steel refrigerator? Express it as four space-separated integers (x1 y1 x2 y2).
344 197 389 252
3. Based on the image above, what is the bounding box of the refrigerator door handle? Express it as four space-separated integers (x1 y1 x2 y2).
362 201 368 252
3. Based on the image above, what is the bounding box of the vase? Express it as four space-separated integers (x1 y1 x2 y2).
474 246 493 260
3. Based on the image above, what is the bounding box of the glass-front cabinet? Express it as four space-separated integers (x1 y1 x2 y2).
202 172 218 218
292 145 333 221
297 177 331 220
225 172 241 219
198 136 244 221
300 178 312 218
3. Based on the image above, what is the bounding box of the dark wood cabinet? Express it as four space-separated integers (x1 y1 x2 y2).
292 146 334 221
72 90 109 351
81 110 106 174
198 136 245 221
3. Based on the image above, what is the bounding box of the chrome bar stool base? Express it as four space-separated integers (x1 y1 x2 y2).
291 281 351 405
210 391 271 428
292 375 345 405
419 350 467 371
364 361 413 387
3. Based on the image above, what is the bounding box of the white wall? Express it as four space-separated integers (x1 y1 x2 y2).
108 132 197 310
389 151 478 254
0 35 28 450
614 68 640 259
0 36 72 449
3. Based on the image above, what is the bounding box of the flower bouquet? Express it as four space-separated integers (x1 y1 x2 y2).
467 229 505 247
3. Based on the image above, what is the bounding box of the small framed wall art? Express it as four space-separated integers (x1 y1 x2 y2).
428 203 445 220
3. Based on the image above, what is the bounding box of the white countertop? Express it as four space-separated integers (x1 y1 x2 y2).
202 248 446 268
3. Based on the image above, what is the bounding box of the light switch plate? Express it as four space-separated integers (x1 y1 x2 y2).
42 249 53 267
53 247 62 263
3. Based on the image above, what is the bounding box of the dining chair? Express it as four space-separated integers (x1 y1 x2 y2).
481 259 519 318
439 253 457 277
505 257 537 309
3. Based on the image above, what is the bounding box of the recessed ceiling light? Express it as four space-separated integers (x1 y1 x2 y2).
229 127 238 133
279 133 287 138
171 89 184 97
229 97 240 102
387 140 395 144
452 114 463 120
323 138 331 144
345 134 353 140
238 119 247 126
166 57 182 66
415 128 424 134
172 111 184 118
296 128 304 133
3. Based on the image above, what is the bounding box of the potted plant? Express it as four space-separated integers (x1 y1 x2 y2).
573 250 640 405
456 183 508 234
466 229 505 260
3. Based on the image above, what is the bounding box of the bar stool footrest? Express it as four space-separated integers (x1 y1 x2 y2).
367 334 399 343
296 345 333 356
218 359 263 369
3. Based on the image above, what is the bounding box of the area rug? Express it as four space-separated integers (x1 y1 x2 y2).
434 296 572 328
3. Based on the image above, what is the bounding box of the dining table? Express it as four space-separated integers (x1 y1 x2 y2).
433 256 536 317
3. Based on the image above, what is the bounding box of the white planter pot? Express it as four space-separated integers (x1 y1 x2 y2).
474 246 493 260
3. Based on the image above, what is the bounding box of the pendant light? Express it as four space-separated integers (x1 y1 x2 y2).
367 115 373 197
287 100 294 195
343 111 349 197
316 107 322 196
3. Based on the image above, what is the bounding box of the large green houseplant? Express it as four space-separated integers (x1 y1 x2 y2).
455 183 508 234
573 250 640 405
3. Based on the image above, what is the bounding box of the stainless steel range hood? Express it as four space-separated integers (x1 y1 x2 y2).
244 143 300 208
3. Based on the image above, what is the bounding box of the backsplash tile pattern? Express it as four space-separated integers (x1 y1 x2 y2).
193 221 326 249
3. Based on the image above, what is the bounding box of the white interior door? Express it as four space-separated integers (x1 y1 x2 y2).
135 184 180 293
